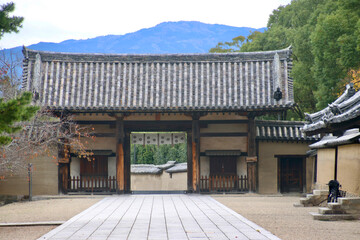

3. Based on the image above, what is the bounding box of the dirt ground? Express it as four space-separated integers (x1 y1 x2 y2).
0 194 359 240
213 194 360 240
0 197 103 240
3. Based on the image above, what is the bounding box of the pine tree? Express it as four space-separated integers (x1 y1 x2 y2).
0 92 39 145
0 2 24 40
0 2 37 146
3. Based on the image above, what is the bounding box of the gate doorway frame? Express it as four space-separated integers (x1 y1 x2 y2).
276 155 306 193
129 131 189 192
115 116 200 193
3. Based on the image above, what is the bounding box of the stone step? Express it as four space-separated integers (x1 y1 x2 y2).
310 212 359 221
313 190 328 196
318 207 345 215
299 197 310 204
328 202 342 210
293 203 305 207
306 194 313 198
339 197 360 207
318 207 331 214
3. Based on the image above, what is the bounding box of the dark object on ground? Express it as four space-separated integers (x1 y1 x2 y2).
327 180 341 203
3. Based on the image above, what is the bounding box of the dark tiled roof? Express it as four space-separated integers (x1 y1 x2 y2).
256 120 320 142
22 47 294 112
302 84 360 135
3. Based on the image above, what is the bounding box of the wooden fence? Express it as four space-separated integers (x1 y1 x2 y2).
68 176 117 193
200 175 248 192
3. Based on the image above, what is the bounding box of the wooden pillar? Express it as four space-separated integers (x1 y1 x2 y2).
124 132 131 193
192 114 200 192
116 117 125 193
58 117 70 194
187 131 193 192
334 146 338 180
246 117 258 192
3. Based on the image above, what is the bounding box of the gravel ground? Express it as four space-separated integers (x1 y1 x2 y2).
213 194 360 240
0 197 103 240
0 194 359 240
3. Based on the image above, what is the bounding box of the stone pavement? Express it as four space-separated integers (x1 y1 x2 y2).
38 194 280 240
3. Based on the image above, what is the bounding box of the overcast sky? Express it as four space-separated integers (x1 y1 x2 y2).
1 0 292 49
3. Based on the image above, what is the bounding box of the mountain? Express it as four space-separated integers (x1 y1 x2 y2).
4 21 265 55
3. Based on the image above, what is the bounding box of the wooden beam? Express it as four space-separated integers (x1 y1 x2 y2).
192 142 197 191
192 114 200 192
187 132 193 192
124 132 131 192
247 117 256 156
116 143 124 192
116 117 125 193
246 117 258 192
334 146 338 180
199 132 248 137
58 116 70 194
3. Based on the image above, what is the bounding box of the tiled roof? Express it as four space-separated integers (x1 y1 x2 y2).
131 164 162 174
256 120 320 142
302 84 360 135
22 47 294 112
309 129 360 148
131 162 187 174
165 163 187 173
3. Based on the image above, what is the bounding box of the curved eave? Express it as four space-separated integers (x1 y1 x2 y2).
23 46 293 62
256 137 319 142
44 102 295 114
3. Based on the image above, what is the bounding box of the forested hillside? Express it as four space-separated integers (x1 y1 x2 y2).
211 0 360 118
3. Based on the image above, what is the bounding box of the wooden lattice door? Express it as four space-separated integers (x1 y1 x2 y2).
279 157 303 193
80 156 108 177
210 156 237 176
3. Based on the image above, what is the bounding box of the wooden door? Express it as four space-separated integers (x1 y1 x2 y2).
210 156 237 176
80 156 108 177
279 157 303 193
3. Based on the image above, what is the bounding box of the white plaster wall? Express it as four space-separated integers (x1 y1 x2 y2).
200 156 210 177
131 172 187 191
237 157 247 176
108 157 116 178
70 157 80 177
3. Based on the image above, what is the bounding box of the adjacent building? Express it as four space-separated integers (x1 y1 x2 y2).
303 84 360 196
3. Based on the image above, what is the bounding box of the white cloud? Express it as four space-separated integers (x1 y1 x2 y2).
0 0 292 49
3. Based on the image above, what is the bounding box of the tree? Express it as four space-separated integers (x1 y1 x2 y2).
0 53 94 176
209 36 246 53
0 1 34 146
131 141 187 165
0 49 22 100
210 0 360 117
0 108 95 176
0 92 38 145
0 2 24 40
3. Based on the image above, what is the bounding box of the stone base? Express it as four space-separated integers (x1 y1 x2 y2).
310 212 359 221
311 197 360 221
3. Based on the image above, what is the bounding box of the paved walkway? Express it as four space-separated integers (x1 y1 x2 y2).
38 195 280 240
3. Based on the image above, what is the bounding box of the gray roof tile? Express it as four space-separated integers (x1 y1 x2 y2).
309 128 360 148
23 47 294 112
256 120 320 141
303 84 360 135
